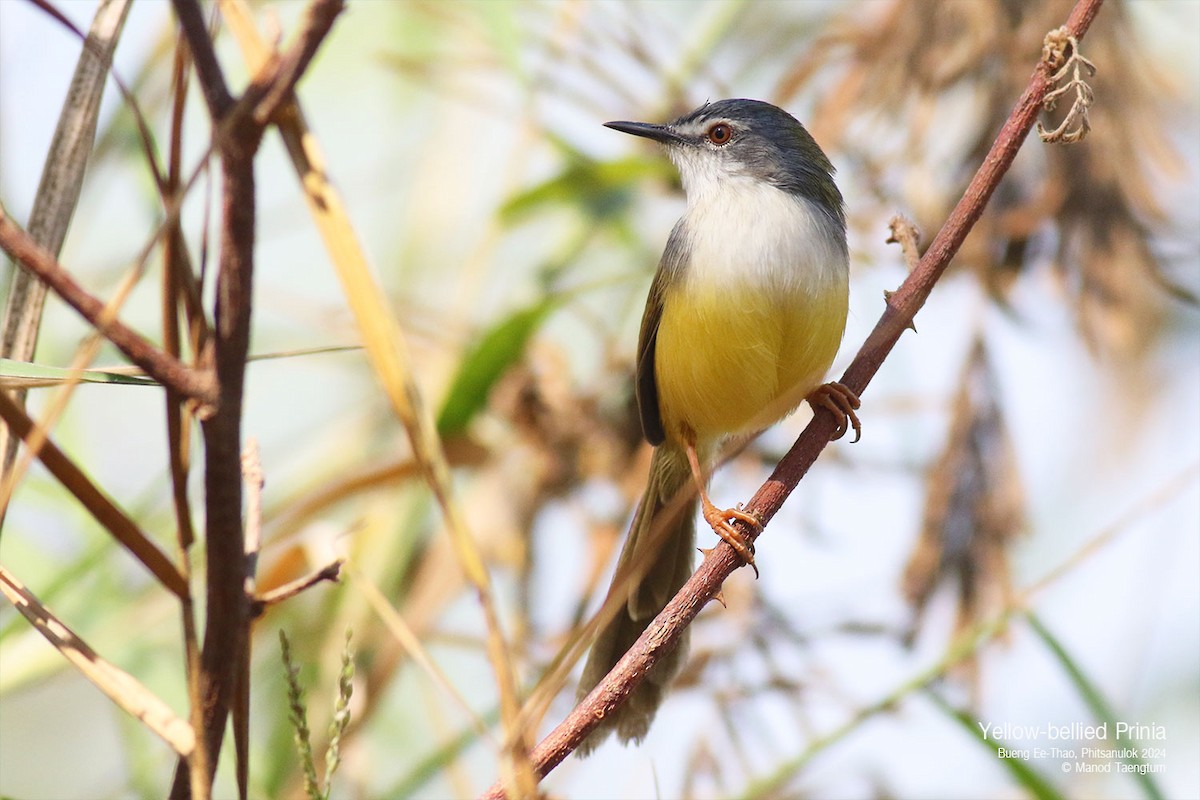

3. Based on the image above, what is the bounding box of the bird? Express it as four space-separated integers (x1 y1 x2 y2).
577 98 860 752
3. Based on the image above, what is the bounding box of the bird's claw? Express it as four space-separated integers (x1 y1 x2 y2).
807 382 863 443
701 502 761 578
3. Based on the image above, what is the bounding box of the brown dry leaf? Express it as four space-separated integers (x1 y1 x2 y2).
903 340 1024 641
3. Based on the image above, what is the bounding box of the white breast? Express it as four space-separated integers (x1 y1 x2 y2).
676 168 847 300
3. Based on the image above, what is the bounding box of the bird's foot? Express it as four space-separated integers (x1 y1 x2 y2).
701 500 761 578
807 382 862 442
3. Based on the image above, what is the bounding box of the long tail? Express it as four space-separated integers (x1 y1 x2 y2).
577 446 696 752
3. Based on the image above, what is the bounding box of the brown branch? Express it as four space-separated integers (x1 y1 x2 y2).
163 32 201 552
164 1 346 797
248 0 345 125
479 0 1104 795
0 390 189 598
0 210 217 406
251 560 345 615
174 127 258 800
155 33 213 800
170 0 233 120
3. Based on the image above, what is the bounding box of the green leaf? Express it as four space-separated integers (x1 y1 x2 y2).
1027 612 1166 800
499 154 672 225
435 299 556 437
0 358 158 388
929 689 1067 800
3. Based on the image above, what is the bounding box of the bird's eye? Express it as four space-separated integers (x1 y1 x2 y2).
706 123 733 145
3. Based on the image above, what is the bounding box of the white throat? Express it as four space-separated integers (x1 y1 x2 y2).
673 160 848 298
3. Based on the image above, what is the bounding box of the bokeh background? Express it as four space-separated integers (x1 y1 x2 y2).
1 1 1197 798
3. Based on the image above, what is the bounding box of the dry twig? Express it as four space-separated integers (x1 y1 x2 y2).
1037 26 1097 143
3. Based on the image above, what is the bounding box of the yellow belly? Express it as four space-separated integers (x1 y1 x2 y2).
655 279 848 446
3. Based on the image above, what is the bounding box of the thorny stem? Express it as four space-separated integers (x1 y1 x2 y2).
478 0 1104 796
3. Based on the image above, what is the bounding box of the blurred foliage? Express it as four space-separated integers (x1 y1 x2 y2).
781 0 1198 361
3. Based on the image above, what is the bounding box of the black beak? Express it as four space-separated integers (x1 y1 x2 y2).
604 120 685 145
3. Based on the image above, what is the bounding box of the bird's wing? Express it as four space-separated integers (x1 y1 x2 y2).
635 219 690 447
635 287 664 446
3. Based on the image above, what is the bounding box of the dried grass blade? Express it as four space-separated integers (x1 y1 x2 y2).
0 565 195 756
0 0 132 522
218 2 534 791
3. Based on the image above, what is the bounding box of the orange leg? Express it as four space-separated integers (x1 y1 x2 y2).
806 382 862 442
681 428 761 576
